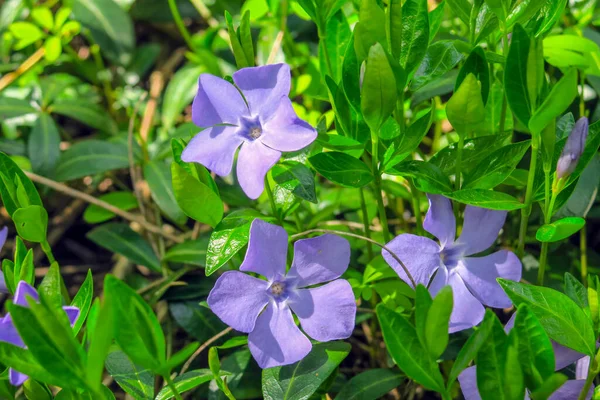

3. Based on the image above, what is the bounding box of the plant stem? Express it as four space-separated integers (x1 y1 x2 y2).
0 47 45 92
578 358 597 400
581 225 588 286
264 175 280 222
455 134 465 191
359 188 374 260
499 25 510 134
164 373 183 400
291 229 416 287
40 240 56 265
167 0 196 51
371 130 390 242
517 137 539 257
180 327 233 375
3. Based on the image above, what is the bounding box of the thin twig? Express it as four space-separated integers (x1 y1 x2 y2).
25 171 183 243
180 327 233 375
0 47 45 92
290 229 417 288
266 30 284 65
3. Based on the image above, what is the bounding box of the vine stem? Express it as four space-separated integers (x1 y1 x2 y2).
581 225 588 285
167 0 196 51
264 175 280 222
291 229 416 287
180 327 233 375
578 357 598 400
517 137 539 257
24 171 183 243
455 134 465 191
359 188 374 260
0 47 45 92
371 130 391 243
40 241 56 264
164 373 183 400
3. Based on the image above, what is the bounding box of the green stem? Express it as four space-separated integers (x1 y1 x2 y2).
40 240 56 264
89 43 116 118
264 175 280 223
581 224 588 286
578 357 597 400
359 188 374 260
538 242 549 286
167 0 196 51
499 25 509 134
455 134 465 191
517 138 539 257
317 26 334 78
164 373 183 400
371 130 390 242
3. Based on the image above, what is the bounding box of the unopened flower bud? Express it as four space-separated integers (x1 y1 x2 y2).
556 117 589 179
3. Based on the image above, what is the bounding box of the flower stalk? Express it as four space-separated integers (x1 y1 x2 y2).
517 134 540 257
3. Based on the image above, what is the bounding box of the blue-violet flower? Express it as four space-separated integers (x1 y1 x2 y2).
556 117 589 179
0 226 7 293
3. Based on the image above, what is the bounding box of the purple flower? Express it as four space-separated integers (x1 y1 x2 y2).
0 226 8 293
182 63 317 199
383 194 522 332
207 219 355 368
557 117 589 179
0 281 80 386
459 315 593 400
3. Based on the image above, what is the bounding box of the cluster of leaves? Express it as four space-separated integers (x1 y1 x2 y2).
0 0 600 399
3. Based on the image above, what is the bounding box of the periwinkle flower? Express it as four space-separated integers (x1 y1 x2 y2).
556 117 589 179
182 63 317 199
383 194 522 332
0 281 80 386
459 315 593 400
207 219 356 368
0 226 7 293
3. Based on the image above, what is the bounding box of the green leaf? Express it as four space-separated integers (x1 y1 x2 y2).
144 161 186 225
161 64 204 131
564 272 589 310
71 269 94 335
50 100 117 134
0 342 68 387
169 301 227 343
205 209 264 276
83 192 138 224
383 107 434 168
412 41 463 90
9 21 43 49
535 217 585 243
309 151 373 188
54 140 129 181
498 279 596 356
446 73 486 135
87 223 161 272
28 113 61 176
361 43 397 131
0 152 42 216
23 380 52 400
400 0 430 74
272 161 317 204
336 369 404 400
463 141 531 189
262 342 351 400
105 351 154 400
225 11 251 68
528 69 578 134
425 286 453 359
0 97 36 119
163 237 208 267
513 304 555 390
38 262 63 309
456 46 490 105
44 36 62 62
104 275 166 370
415 285 433 349
445 0 471 25
353 0 386 63
388 0 402 59
155 369 214 400
171 162 223 228
320 10 351 81
376 304 445 392
504 24 533 127
389 160 453 194
12 205 48 242
483 0 507 21
529 373 569 400
72 0 134 65
445 189 524 210
31 7 54 30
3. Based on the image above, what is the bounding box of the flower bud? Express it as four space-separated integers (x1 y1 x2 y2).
556 117 589 179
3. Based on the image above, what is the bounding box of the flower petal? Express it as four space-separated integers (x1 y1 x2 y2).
261 97 317 152
9 369 28 386
14 281 38 307
248 302 312 369
576 356 590 380
549 380 592 400
0 318 23 347
289 280 356 342
181 126 243 177
554 342 586 370
456 250 522 308
423 195 455 248
383 234 442 288
0 274 7 294
233 64 291 121
0 226 7 251
236 141 281 200
239 219 288 280
288 234 350 287
428 265 448 297
63 306 80 327
448 272 485 333
454 206 507 256
458 366 481 400
192 74 248 127
207 271 269 333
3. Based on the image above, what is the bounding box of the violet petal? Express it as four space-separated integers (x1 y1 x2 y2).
181 125 243 177
383 234 442 288
261 97 317 152
448 272 485 333
236 140 281 199
423 194 456 248
454 206 507 256
239 219 288 280
191 74 248 127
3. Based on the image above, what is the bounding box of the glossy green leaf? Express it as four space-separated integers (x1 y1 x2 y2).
169 301 227 343
225 11 251 68
504 24 532 127
389 160 453 194
456 46 490 105
400 0 430 74
353 0 386 63
272 161 317 204
446 74 486 135
12 205 48 242
425 286 453 358
28 113 60 176
87 223 161 272
320 10 351 81
54 140 129 181
361 43 397 131
69 269 93 335
171 162 223 228
0 152 42 216
336 369 404 400
50 100 117 134
376 304 445 392
155 369 214 400
463 141 531 189
262 342 351 400
412 41 463 90
498 279 596 356
535 217 585 243
161 65 204 131
0 97 36 119
309 151 373 188
0 342 70 388
445 189 524 210
83 191 138 224
163 237 208 267
105 350 154 400
528 69 578 134
38 262 63 310
388 0 402 59
144 160 187 225
383 107 434 168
